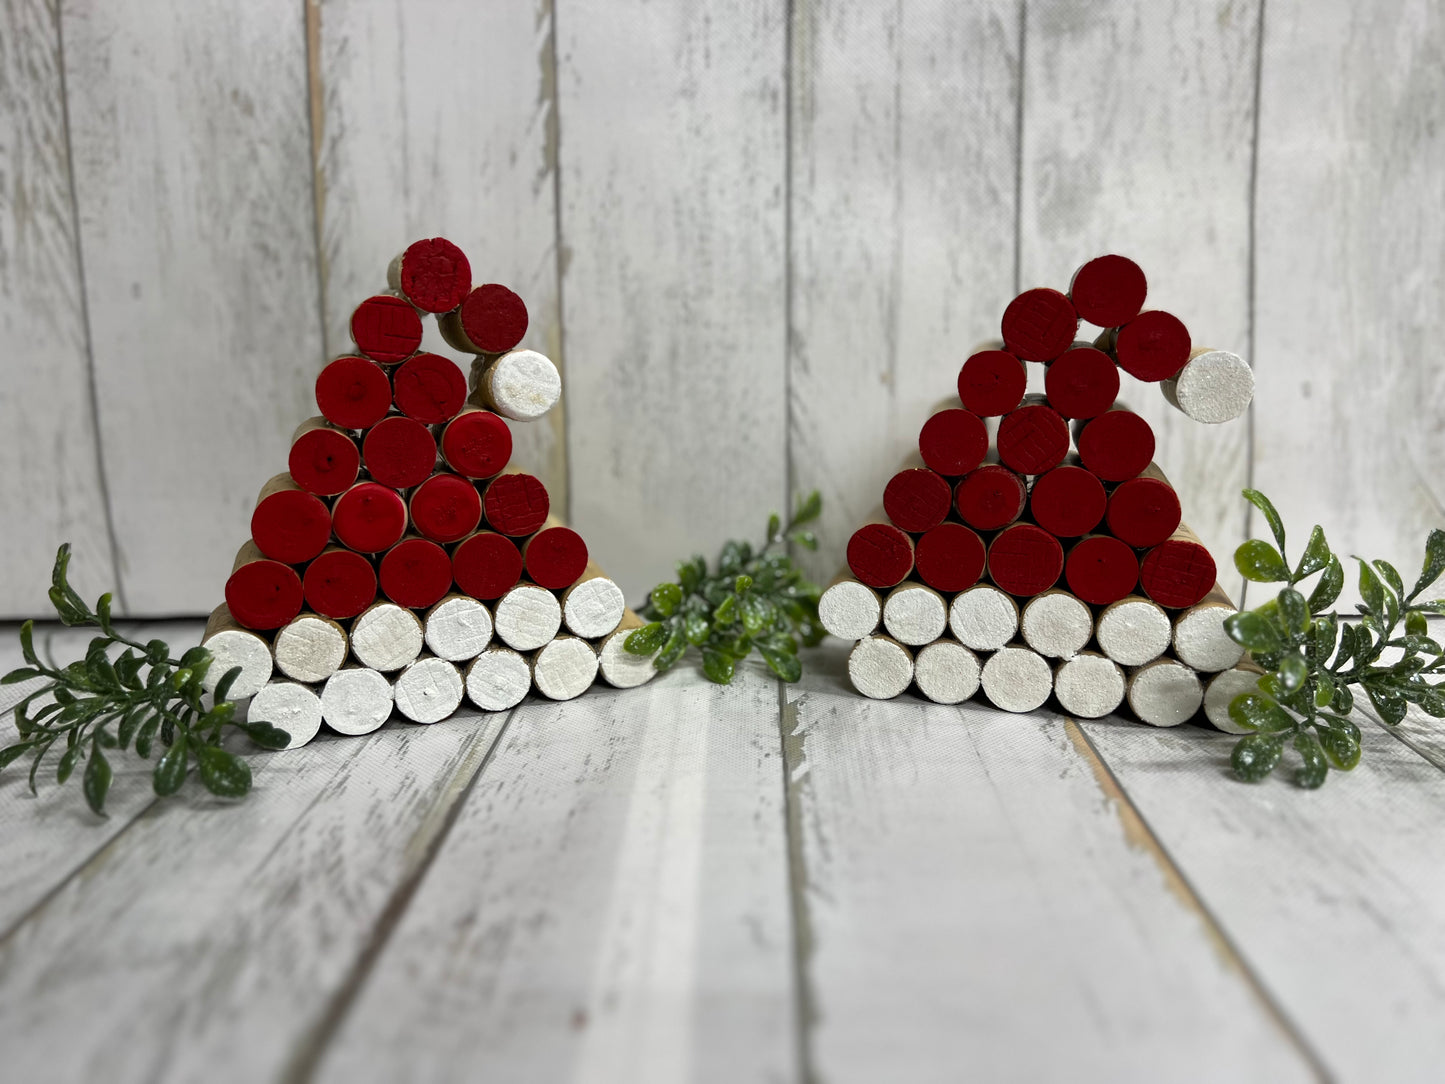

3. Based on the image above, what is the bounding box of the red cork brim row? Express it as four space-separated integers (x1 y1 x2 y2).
315 353 468 434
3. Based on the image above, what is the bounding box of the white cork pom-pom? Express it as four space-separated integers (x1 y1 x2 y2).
949 585 1020 652
532 637 600 700
247 681 323 749
883 584 948 647
394 656 465 724
598 627 660 689
320 667 394 735
273 614 348 684
562 577 626 639
1096 597 1172 667
485 349 562 421
1020 591 1094 659
1203 667 1265 734
424 595 493 662
494 584 563 651
1161 349 1254 424
818 579 882 640
1173 604 1246 673
350 603 424 672
913 640 981 704
1054 653 1126 719
465 647 533 711
848 635 914 700
200 629 273 700
1128 660 1204 727
980 645 1054 713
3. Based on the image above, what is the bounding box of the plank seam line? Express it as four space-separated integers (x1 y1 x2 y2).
1011 0 1027 295
1359 703 1445 775
777 677 820 1084
548 0 573 525
782 0 795 528
303 0 329 363
280 707 521 1084
1240 0 1267 610
1066 718 1333 1082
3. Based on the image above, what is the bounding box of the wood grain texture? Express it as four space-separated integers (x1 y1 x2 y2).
558 0 787 600
317 663 794 1084
1078 713 1445 1080
60 0 321 614
788 0 1021 584
1251 0 1445 608
0 0 117 617
1018 0 1261 607
783 643 1313 1081
313 0 567 510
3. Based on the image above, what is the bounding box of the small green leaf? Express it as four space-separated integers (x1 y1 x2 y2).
1356 558 1385 620
1373 560 1405 600
1408 528 1445 601
1228 693 1295 733
734 574 754 595
1294 526 1331 582
1232 733 1284 782
196 743 251 797
1364 682 1407 725
1224 611 1282 654
1242 490 1287 559
788 530 819 551
1308 555 1344 612
740 595 772 635
153 732 189 796
56 744 81 785
793 490 822 526
1292 732 1328 789
1315 725 1361 771
1 668 46 685
0 744 35 771
213 664 243 706
96 592 117 637
1331 682 1354 716
758 643 803 682
239 721 291 749
623 622 668 655
145 639 169 665
83 741 112 814
767 513 781 541
683 611 710 646
714 595 737 623
1278 652 1308 692
135 715 160 759
651 582 684 617
19 620 38 666
1406 610 1429 638
1235 540 1289 583
654 627 687 672
701 649 735 684
1278 589 1309 635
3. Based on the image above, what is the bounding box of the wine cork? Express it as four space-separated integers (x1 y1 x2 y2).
494 583 563 651
522 522 589 590
303 545 378 621
918 407 989 476
996 396 1069 476
289 418 360 496
225 541 304 631
1102 310 1191 383
379 535 454 610
1127 659 1204 727
273 613 348 684
409 473 483 544
846 522 915 589
320 666 394 735
1203 663 1266 734
481 471 550 536
1065 534 1139 606
1043 345 1119 420
1106 473 1182 549
561 562 626 639
394 655 465 724
1029 463 1107 538
393 353 468 425
438 283 529 355
314 356 391 430
912 522 987 593
531 636 600 701
440 406 513 480
1020 590 1094 659
332 482 409 554
1140 525 1217 610
955 463 1027 531
881 583 949 647
362 415 438 489
598 608 660 689
452 530 524 600
847 635 914 700
424 594 494 661
249 473 331 566
469 349 562 421
1068 255 1146 328
350 293 422 363
1073 406 1155 482
957 347 1027 417
1053 652 1126 719
201 603 274 699
387 237 471 313
883 467 952 533
350 602 425 672
1173 584 1245 672
913 639 981 705
949 584 1020 652
465 647 532 711
1095 595 1172 667
1161 347 1254 424
247 680 324 749
1001 287 1078 361
987 523 1064 597
981 644 1054 713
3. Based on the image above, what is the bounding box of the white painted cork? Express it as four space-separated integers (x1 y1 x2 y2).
478 349 562 421
273 614 348 684
246 681 323 749
1204 667 1265 734
847 635 914 700
818 579 882 641
494 584 563 651
200 629 273 700
1161 349 1254 424
350 603 425 672
562 577 626 640
1173 603 1246 673
949 584 1020 652
465 647 532 711
393 656 465 724
1128 659 1204 727
1054 652 1126 719
598 625 659 689
1020 591 1094 660
532 636 600 701
1096 596 1172 667
424 594 493 662
320 667 394 735
980 644 1054 713
913 640 981 704
882 583 948 647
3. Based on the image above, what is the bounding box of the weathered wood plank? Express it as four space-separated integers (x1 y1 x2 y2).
0 0 117 616
1078 712 1445 1080
316 664 795 1084
788 0 1022 583
1252 0 1445 608
1018 0 1261 606
558 0 788 599
785 644 1314 1081
314 0 567 508
60 0 321 614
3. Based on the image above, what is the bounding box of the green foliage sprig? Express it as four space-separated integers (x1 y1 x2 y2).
0 545 290 814
1224 490 1445 788
624 491 826 684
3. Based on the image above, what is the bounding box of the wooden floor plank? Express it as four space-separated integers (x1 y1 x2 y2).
315 663 796 1084
785 645 1314 1082
1078 713 1445 1081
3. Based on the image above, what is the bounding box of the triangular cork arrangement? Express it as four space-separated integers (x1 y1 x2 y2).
819 256 1262 729
198 237 657 748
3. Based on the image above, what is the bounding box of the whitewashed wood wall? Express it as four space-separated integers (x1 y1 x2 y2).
1 0 1441 617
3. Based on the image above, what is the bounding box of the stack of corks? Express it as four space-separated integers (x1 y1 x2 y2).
820 255 1261 730
201 238 658 749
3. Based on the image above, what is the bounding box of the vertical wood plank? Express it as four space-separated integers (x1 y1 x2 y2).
1018 0 1262 606
1252 0 1445 599
60 0 321 614
314 0 566 508
788 1 1022 582
316 667 796 1083
557 0 788 599
0 0 117 615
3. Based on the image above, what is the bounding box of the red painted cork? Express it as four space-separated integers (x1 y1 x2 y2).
362 416 437 489
394 238 472 313
450 284 529 354
483 472 551 537
226 560 303 631
955 464 1027 531
846 523 914 589
303 547 378 620
332 482 408 554
1044 346 1119 420
913 522 986 593
1112 310 1191 382
392 352 467 425
441 408 513 479
1106 476 1182 549
315 356 392 430
1074 409 1155 482
987 523 1064 597
379 537 454 609
957 349 1027 416
883 468 952 533
1140 538 1217 609
409 473 483 544
523 526 589 590
1029 465 1106 538
996 401 1069 475
1001 288 1078 362
452 531 524 600
251 490 331 565
1068 255 1147 328
289 423 360 496
1065 535 1139 605
918 409 988 476
351 295 423 363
